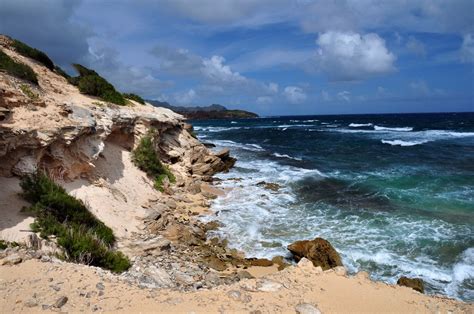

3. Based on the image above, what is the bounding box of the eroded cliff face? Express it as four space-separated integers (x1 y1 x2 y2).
0 35 234 243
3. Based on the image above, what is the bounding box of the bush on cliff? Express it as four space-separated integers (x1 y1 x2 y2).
70 64 126 106
11 39 55 70
123 93 145 105
132 133 176 191
20 172 130 272
0 49 38 84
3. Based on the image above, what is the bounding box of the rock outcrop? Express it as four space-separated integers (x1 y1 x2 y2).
397 276 424 293
287 237 343 270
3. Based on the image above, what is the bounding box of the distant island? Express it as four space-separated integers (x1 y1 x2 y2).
147 100 259 120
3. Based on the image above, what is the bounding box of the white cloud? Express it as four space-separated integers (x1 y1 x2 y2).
150 45 202 75
201 55 246 83
406 36 426 57
256 96 273 104
460 34 474 63
284 86 307 104
268 82 279 93
410 80 446 97
315 31 396 81
337 91 351 102
174 89 197 104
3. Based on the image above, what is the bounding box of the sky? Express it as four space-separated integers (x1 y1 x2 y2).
0 0 473 116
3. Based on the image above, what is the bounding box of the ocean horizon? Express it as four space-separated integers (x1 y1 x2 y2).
193 111 474 301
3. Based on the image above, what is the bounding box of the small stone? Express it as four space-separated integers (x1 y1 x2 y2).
98 291 104 297
96 282 105 290
295 303 322 314
237 271 254 280
52 296 68 308
226 290 241 301
41 255 51 263
256 279 283 292
42 304 49 310
24 299 38 307
50 285 61 292
1 254 22 265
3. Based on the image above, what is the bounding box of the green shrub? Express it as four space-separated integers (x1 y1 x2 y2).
70 64 126 106
0 240 20 250
0 49 38 84
12 39 54 70
123 93 145 105
20 84 39 100
132 133 175 191
20 172 130 272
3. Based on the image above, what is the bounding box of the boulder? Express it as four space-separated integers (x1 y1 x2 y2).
287 237 342 270
256 181 281 192
295 303 321 314
1 253 22 265
397 276 424 293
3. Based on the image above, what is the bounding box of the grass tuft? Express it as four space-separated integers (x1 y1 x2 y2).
0 49 38 84
20 172 130 272
12 39 55 70
20 84 39 100
132 133 176 192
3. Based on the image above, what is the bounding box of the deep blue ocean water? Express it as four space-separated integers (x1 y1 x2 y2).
191 112 474 301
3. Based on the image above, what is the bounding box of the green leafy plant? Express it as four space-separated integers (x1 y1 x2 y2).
123 93 145 105
0 49 38 84
12 39 54 70
20 84 39 100
132 133 176 192
20 172 130 272
69 64 126 106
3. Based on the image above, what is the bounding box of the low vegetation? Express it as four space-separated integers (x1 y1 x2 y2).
123 93 145 105
11 39 55 70
0 49 38 84
54 65 71 80
0 240 20 250
20 84 39 100
20 172 130 272
69 64 126 106
132 133 176 192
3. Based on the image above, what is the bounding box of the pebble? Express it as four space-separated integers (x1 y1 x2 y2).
53 296 68 308
96 282 105 290
295 303 322 314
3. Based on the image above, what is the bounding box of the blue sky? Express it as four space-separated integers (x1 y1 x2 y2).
0 0 473 115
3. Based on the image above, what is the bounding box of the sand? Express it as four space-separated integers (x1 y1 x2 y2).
0 259 471 313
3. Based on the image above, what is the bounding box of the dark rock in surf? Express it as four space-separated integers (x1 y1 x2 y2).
397 276 424 293
256 181 281 192
287 237 342 270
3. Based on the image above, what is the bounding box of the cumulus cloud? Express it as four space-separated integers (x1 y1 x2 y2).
284 86 307 104
315 31 396 81
406 36 426 57
410 80 446 97
460 34 474 63
201 55 246 83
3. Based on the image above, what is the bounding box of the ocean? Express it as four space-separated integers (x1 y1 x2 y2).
191 112 474 301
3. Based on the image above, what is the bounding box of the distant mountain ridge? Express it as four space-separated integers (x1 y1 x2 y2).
147 100 258 120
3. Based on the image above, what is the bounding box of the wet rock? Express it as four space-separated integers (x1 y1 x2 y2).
52 296 68 308
397 276 424 293
1 253 22 265
256 181 281 192
295 303 322 314
288 237 342 270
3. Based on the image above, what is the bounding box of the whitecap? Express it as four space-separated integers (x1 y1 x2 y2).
349 123 373 127
374 126 413 132
272 152 303 161
381 139 428 146
231 121 237 124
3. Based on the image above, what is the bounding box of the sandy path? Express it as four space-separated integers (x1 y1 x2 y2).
0 259 471 313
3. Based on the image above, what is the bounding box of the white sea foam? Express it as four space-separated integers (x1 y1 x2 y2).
210 139 265 152
374 126 413 132
231 121 237 124
349 123 373 127
381 139 429 146
272 152 303 161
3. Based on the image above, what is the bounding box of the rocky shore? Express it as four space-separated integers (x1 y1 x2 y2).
1 35 473 313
